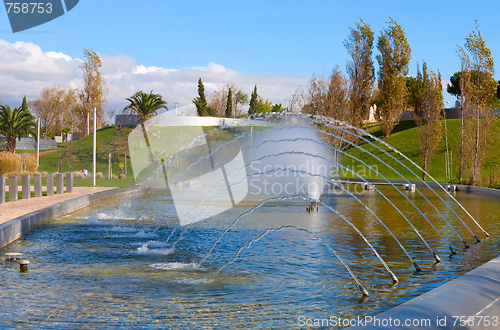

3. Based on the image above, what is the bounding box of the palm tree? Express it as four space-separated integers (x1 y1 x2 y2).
124 90 167 163
0 104 37 153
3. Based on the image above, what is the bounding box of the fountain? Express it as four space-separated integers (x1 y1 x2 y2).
0 112 498 328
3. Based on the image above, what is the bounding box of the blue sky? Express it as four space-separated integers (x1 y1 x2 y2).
1 0 499 112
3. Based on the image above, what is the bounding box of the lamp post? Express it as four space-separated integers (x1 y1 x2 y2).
93 107 96 187
444 101 450 180
37 118 40 167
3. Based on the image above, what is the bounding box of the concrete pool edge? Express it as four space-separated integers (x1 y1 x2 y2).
345 255 500 329
343 180 500 330
0 185 139 249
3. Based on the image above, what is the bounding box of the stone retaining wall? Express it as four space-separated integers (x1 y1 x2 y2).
0 185 137 249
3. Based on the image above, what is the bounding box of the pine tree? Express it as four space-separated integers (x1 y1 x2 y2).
193 78 207 116
248 85 258 115
225 88 233 118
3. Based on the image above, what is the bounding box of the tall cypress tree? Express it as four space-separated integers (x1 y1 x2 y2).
248 85 258 115
193 78 207 116
21 95 28 112
225 88 233 118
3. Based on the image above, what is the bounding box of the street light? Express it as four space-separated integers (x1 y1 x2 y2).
93 107 96 187
444 101 450 180
37 118 40 167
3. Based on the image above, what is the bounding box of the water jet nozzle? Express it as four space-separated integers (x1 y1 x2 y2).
474 235 481 243
389 271 399 283
433 252 441 263
413 262 422 272
359 284 369 297
462 240 470 249
19 260 29 272
484 231 490 238
449 246 457 255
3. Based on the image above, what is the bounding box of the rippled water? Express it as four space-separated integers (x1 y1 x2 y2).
1 185 499 329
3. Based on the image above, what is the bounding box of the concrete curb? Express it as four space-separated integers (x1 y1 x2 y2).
346 256 500 329
336 177 500 197
0 185 138 249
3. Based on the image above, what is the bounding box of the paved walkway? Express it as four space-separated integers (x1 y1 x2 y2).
0 187 117 225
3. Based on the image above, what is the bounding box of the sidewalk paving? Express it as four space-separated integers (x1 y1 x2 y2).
0 187 117 226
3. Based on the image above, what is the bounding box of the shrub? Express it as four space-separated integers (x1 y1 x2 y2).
0 152 38 176
0 152 20 175
72 171 85 179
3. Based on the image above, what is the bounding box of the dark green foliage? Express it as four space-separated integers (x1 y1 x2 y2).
193 78 208 116
124 90 168 122
271 103 285 112
207 106 218 117
406 76 417 107
446 71 462 96
248 85 258 115
0 103 37 153
225 88 233 118
21 96 28 112
447 71 499 108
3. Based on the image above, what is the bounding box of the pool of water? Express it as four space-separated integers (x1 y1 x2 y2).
1 185 499 328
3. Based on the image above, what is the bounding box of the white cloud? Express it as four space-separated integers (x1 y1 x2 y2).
0 39 309 116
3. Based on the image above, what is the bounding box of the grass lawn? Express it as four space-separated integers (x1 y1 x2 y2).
4 190 48 202
345 118 500 184
37 126 133 177
6 121 500 188
11 126 135 188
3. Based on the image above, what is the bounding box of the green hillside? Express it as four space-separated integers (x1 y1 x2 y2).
37 126 136 187
344 118 500 186
30 120 500 188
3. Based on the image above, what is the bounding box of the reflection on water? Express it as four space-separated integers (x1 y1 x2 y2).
1 185 499 328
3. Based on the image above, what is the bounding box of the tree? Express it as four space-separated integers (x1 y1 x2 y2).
30 85 77 138
235 90 249 115
410 62 443 179
288 87 304 113
124 90 167 163
405 76 418 107
101 126 130 179
257 97 272 113
57 142 78 173
79 48 108 134
193 78 208 116
21 96 28 112
376 17 411 136
446 71 499 108
248 85 258 115
303 67 352 151
207 83 244 117
61 127 71 142
345 18 375 129
225 88 233 118
271 103 285 112
0 104 37 153
457 24 497 185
